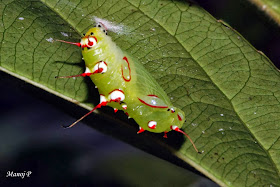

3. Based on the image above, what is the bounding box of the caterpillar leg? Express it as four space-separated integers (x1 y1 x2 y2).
137 127 145 134
62 95 108 128
163 131 168 138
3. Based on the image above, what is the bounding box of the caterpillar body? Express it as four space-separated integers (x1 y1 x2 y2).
57 23 199 153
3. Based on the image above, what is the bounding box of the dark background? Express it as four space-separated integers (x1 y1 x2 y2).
0 1 279 186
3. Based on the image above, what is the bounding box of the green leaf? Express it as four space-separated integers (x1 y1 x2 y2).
249 0 280 26
1 0 280 186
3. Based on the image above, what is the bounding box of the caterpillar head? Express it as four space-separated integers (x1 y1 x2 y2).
81 23 108 48
56 23 107 50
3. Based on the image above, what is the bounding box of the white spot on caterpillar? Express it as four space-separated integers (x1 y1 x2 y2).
18 17 24 20
110 90 125 102
60 32 69 37
85 67 91 73
148 121 157 129
171 125 178 130
100 95 107 103
94 61 107 73
88 36 97 47
46 37 54 43
122 104 127 110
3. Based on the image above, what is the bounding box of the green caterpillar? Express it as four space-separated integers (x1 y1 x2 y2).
57 23 199 153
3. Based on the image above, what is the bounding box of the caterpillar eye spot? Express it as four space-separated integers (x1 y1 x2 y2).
167 108 170 111
98 24 101 27
90 32 94 35
83 33 85 36
170 108 175 113
103 30 106 33
87 47 91 50
106 32 108 35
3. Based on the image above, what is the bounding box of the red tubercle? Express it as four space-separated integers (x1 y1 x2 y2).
121 56 131 82
137 127 145 134
137 98 168 108
93 68 104 74
110 97 121 103
163 131 168 138
148 121 156 129
88 40 93 46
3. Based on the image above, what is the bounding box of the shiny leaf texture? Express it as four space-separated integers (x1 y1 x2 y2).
0 0 280 186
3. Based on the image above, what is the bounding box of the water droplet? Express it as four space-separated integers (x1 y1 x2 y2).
202 130 205 134
18 17 24 20
219 128 224 131
262 5 267 10
60 32 69 37
254 112 257 114
46 37 54 43
191 123 197 127
220 114 224 116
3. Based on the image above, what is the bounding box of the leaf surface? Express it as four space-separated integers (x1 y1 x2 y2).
0 0 280 186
